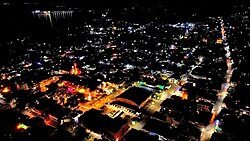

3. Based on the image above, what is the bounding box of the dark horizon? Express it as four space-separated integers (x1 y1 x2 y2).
0 0 239 43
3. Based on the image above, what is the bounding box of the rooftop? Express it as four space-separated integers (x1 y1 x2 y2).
116 87 152 107
124 129 158 141
143 118 177 139
79 109 127 134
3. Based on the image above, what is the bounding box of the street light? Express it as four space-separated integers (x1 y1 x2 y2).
131 121 136 125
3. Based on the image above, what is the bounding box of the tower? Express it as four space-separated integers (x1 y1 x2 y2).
70 63 81 75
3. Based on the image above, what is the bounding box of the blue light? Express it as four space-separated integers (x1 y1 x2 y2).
215 120 220 125
36 62 42 65
149 132 157 136
74 117 79 123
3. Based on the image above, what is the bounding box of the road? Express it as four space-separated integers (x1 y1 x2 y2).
144 83 181 115
129 83 181 132
201 17 234 141
200 124 216 141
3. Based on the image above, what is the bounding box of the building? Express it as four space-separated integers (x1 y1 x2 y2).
143 118 177 140
124 129 158 141
114 87 153 108
79 109 129 141
108 101 140 117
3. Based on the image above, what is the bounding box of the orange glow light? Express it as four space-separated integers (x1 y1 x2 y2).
2 87 11 93
77 88 86 93
17 124 22 129
64 97 68 104
58 81 65 87
70 63 81 75
181 91 188 100
210 113 216 124
216 38 223 44
1 74 6 80
44 119 51 126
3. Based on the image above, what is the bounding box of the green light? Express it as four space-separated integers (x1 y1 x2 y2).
17 123 28 130
22 124 28 129
158 85 164 89
215 126 222 132
140 82 146 85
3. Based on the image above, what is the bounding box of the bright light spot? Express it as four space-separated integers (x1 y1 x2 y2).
77 88 85 93
34 10 40 13
181 91 188 100
139 81 146 85
17 123 28 130
158 85 164 90
215 120 219 125
74 117 79 123
216 38 223 44
70 63 81 75
1 74 6 80
68 88 73 93
36 62 42 65
87 94 92 101
2 87 11 93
